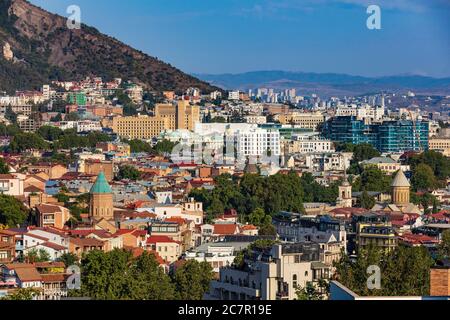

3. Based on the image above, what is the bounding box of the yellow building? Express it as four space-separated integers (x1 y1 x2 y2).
429 138 450 156
356 223 397 252
110 100 199 139
277 112 325 129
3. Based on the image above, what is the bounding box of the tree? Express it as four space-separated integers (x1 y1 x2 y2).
76 249 175 300
334 244 434 296
358 190 375 209
295 282 325 300
57 252 78 267
438 230 450 260
50 113 63 122
408 150 450 182
210 116 226 123
65 113 80 121
172 260 214 300
1 288 40 300
154 139 177 155
337 143 380 163
352 166 392 193
117 165 141 180
26 248 51 263
0 195 29 227
0 157 9 174
37 126 64 141
411 163 438 191
127 139 154 153
8 132 49 152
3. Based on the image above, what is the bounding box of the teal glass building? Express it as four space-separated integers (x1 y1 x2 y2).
322 116 429 152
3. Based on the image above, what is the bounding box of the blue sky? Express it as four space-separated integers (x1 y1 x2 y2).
29 0 450 77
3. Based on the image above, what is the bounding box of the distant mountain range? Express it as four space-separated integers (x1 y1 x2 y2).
0 0 219 94
195 71 450 97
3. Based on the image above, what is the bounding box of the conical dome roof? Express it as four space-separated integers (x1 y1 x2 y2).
90 172 112 194
391 170 410 187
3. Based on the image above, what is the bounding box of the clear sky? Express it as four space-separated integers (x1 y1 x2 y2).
29 0 450 78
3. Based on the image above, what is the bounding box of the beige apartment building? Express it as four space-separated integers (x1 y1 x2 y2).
110 100 200 139
205 243 330 300
429 138 450 156
277 112 325 130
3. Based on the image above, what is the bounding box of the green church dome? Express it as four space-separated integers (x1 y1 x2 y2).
90 172 112 194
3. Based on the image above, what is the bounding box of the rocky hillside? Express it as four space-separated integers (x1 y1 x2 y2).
0 0 218 94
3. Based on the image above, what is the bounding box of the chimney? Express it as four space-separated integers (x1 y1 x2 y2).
430 262 450 296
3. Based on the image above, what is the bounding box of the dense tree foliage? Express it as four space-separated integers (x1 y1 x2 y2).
37 126 64 141
438 230 450 260
53 130 112 149
0 288 40 301
171 260 213 300
0 195 29 227
0 157 10 174
190 173 311 222
57 253 79 267
72 249 213 300
410 192 440 214
411 163 438 191
127 139 154 153
26 248 51 263
357 190 376 209
408 150 450 182
190 172 339 222
337 143 381 163
154 139 177 155
8 132 49 152
352 166 392 193
334 244 434 296
117 165 141 181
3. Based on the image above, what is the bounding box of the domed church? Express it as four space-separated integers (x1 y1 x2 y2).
89 172 114 220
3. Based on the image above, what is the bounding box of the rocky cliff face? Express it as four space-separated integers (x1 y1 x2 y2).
0 0 218 94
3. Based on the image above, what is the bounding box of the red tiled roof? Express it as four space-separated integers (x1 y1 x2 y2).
241 224 258 231
40 241 67 251
399 233 438 245
165 217 187 225
213 224 239 235
146 236 179 244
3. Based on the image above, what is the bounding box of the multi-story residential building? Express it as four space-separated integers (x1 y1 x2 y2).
273 213 346 266
0 173 24 196
76 120 102 133
429 138 450 156
235 128 281 158
352 213 397 253
35 204 71 230
277 112 325 130
0 230 16 263
304 152 353 172
204 243 330 300
285 133 334 154
245 115 267 124
110 101 200 139
146 235 181 263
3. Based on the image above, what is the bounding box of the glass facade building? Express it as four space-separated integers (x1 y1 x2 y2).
322 116 429 152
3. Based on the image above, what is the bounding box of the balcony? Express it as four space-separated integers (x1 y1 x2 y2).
210 280 260 298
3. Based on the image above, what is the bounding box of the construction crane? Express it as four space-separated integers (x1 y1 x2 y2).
408 110 423 152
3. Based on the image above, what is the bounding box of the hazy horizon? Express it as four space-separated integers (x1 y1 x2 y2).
29 0 450 78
